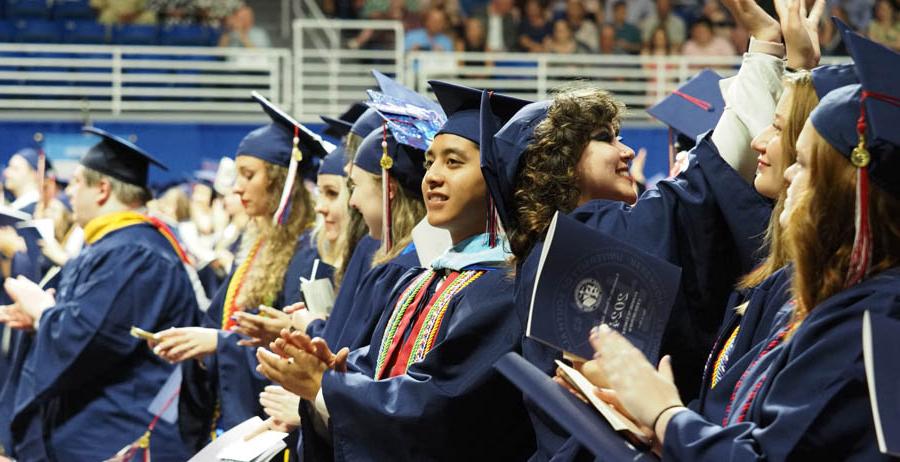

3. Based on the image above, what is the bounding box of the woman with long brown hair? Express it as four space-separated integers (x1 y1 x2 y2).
582 27 900 460
149 93 333 448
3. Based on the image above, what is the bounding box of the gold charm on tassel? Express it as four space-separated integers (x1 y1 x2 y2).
292 136 303 162
137 430 151 449
851 135 870 168
380 140 393 170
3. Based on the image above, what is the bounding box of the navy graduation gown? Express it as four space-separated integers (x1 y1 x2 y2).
179 229 332 451
0 253 42 453
305 235 380 341
319 267 535 461
663 267 900 461
519 134 772 460
299 243 418 461
10 221 200 462
690 266 792 424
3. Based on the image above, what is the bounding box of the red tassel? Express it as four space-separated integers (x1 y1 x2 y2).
486 194 497 248
846 167 872 286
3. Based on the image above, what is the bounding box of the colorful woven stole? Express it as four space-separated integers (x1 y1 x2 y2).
710 325 740 389
83 211 190 265
375 269 485 379
220 237 264 331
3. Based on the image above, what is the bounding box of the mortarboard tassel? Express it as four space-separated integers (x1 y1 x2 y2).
846 90 900 286
380 122 394 251
273 126 303 225
485 194 498 248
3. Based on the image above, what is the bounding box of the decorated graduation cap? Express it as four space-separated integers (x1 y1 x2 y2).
321 102 369 139
479 90 544 244
809 19 900 286
430 80 483 145
238 91 335 225
81 126 167 188
353 71 445 250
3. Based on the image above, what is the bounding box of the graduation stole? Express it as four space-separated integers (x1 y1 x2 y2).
83 211 190 265
220 237 265 331
709 325 740 389
375 269 485 379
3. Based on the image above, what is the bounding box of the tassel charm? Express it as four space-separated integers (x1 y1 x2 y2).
292 135 303 163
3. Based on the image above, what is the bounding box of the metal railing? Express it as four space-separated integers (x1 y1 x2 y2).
407 51 746 122
292 18 405 122
0 43 291 122
0 18 852 124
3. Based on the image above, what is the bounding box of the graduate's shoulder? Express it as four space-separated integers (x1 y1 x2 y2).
790 267 900 359
88 223 188 268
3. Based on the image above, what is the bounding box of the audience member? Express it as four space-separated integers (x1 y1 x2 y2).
405 7 455 51
611 0 644 54
218 5 271 48
640 0 688 49
605 0 655 25
90 0 157 25
544 19 583 53
458 17 488 51
471 0 520 52
565 0 599 52
518 0 552 52
868 0 899 50
832 0 876 29
682 17 737 56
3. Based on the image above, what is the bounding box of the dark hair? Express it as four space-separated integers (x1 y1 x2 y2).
508 84 623 263
691 17 713 31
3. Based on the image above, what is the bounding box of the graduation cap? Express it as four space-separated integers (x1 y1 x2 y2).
809 20 900 285
647 69 724 141
81 126 167 189
811 63 857 100
352 73 445 250
318 146 347 177
321 102 369 140
350 108 384 138
430 80 483 145
372 70 442 114
11 148 41 171
238 91 335 224
479 90 545 234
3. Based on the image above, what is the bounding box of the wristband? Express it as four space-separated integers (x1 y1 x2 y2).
651 404 684 435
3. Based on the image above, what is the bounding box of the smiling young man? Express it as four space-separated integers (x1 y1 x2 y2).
256 81 537 461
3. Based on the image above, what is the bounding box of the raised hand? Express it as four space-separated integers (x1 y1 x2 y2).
775 0 826 69
721 0 782 43
256 340 328 401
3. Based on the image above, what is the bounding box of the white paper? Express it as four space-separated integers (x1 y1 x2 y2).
186 417 287 462
554 360 649 443
217 430 288 462
301 278 336 317
411 218 452 267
